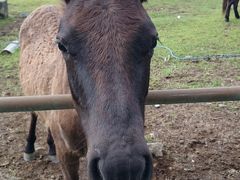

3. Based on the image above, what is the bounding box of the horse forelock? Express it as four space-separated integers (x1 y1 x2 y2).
60 0 148 5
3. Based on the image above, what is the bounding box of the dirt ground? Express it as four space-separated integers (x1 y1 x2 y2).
1 102 240 180
1 20 240 180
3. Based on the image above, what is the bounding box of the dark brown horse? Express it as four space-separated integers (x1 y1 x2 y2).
223 0 240 22
19 0 158 179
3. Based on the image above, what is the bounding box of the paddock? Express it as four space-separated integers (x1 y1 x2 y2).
1 91 240 180
1 0 240 179
1 86 240 179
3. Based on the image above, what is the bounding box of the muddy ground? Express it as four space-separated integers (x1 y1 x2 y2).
1 19 240 180
1 102 240 180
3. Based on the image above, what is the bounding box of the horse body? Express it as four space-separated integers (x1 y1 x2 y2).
20 0 157 179
20 5 86 177
223 0 239 22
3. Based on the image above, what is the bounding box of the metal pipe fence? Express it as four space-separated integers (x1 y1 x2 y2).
1 86 240 113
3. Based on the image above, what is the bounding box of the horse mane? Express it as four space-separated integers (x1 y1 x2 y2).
59 0 147 13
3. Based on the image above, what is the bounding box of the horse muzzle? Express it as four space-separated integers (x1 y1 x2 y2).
88 150 153 180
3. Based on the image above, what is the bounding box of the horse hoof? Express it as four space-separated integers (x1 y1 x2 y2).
48 155 59 163
225 19 229 22
23 152 35 161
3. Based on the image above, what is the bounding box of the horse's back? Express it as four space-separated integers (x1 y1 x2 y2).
19 5 64 95
19 5 77 127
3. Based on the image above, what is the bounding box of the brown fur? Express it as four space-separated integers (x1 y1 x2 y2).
19 5 86 179
20 0 157 179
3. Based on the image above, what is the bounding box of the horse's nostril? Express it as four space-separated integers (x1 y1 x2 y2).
89 157 103 180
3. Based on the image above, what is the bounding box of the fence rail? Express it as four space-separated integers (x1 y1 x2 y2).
1 86 240 113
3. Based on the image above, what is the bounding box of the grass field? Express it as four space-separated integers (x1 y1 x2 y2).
0 0 240 94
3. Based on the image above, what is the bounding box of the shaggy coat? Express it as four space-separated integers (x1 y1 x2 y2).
20 5 86 177
19 0 157 179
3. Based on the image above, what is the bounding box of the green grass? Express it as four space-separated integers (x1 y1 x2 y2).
146 0 240 56
0 0 240 94
0 0 58 95
0 0 58 51
7 0 57 15
0 0 58 28
144 0 240 89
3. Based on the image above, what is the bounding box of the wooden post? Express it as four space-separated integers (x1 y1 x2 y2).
0 0 8 19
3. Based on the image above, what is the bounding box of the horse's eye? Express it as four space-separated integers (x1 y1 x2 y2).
58 42 68 53
56 36 69 53
151 37 158 49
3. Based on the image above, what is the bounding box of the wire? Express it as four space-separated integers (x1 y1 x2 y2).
156 43 240 62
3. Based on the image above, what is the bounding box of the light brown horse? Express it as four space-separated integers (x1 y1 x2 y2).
223 0 240 22
19 0 158 179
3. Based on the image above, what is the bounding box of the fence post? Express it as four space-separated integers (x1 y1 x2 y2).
0 0 8 19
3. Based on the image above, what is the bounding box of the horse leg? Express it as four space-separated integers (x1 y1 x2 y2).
50 124 80 180
59 151 80 180
234 0 240 18
23 112 37 161
47 128 58 163
225 0 233 22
